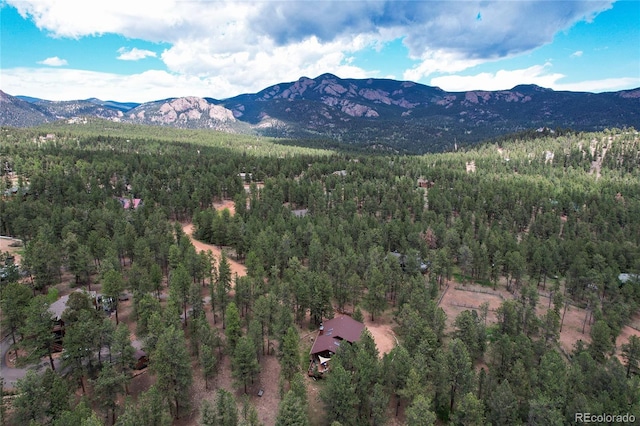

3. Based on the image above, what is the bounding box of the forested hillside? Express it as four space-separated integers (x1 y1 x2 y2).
1 123 639 426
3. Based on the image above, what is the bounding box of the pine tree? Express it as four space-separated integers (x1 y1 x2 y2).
152 325 193 419
102 269 125 324
364 265 387 321
0 281 31 360
487 379 519 426
217 252 232 327
320 361 357 426
169 263 191 327
199 399 217 426
91 365 126 425
200 342 218 390
233 336 260 393
112 324 135 382
225 301 242 353
369 383 389 426
117 386 172 426
445 339 475 414
20 295 57 371
622 335 640 378
280 326 300 384
275 390 310 426
405 395 437 426
12 370 47 424
452 392 485 426
215 389 239 426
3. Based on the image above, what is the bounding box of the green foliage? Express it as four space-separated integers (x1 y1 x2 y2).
275 390 310 426
20 295 57 370
3 122 640 426
232 336 260 393
102 268 125 324
151 325 193 419
117 386 172 426
0 281 31 356
280 326 300 384
91 365 126 424
320 361 358 426
199 390 238 426
405 395 437 426
12 369 70 425
225 301 242 353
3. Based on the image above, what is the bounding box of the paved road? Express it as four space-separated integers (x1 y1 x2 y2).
0 334 60 389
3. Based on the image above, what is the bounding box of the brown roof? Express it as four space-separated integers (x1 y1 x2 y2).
310 316 365 355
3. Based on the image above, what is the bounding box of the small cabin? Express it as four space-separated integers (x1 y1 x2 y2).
308 316 365 377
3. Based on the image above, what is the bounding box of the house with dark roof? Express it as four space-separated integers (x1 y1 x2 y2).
308 315 365 376
48 290 99 350
116 197 143 209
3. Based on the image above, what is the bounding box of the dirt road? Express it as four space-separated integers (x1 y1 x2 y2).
181 223 247 279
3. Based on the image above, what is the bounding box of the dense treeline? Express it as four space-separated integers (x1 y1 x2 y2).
1 124 640 425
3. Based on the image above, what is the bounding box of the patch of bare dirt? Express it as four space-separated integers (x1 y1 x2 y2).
438 282 505 333
361 310 398 357
182 223 247 279
436 280 639 355
615 325 640 362
213 200 236 216
0 236 23 264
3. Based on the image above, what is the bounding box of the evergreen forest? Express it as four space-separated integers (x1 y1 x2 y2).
1 120 640 426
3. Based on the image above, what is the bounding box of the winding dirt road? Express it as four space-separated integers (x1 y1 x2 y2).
181 223 247 279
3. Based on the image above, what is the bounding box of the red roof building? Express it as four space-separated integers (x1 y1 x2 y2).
309 315 365 376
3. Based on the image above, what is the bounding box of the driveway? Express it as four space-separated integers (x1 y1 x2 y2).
0 334 60 390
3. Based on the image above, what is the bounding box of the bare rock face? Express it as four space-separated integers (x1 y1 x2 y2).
619 89 640 99
321 97 379 118
131 97 236 125
359 88 392 105
463 90 532 105
209 104 235 121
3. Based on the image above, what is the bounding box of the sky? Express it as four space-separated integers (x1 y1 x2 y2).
1 0 639 102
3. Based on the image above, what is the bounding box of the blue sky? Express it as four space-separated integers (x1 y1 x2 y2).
1 0 638 102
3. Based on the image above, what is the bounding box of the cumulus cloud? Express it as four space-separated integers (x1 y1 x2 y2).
429 63 640 93
38 56 68 66
571 50 584 58
161 34 372 90
430 63 562 91
7 0 615 80
117 47 157 61
1 67 226 102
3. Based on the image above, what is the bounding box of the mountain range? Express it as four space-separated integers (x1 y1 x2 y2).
2 73 639 153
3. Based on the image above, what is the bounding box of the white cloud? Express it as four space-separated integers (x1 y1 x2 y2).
429 63 640 93
161 34 373 90
403 50 486 82
430 64 563 91
7 0 615 79
117 47 157 61
1 64 364 102
38 56 68 66
571 50 584 58
6 0 634 99
553 77 640 92
1 67 224 102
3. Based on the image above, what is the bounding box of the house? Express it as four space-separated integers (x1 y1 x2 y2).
308 315 365 376
390 251 430 274
417 178 434 189
116 197 143 209
619 273 640 284
131 339 148 369
49 290 99 349
134 349 149 370
291 208 308 218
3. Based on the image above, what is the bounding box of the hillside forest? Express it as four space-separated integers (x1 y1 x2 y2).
1 121 640 426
